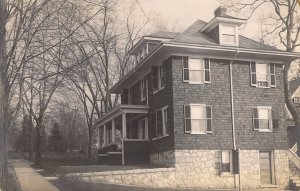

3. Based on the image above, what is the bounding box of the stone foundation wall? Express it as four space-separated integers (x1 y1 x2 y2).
65 149 290 190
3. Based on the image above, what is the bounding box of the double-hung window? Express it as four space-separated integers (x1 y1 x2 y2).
156 106 169 137
184 104 212 134
140 78 147 101
250 62 276 88
221 150 232 173
217 150 239 175
152 65 166 92
183 57 210 84
253 107 273 131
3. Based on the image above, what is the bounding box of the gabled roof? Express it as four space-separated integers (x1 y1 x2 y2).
146 31 180 39
171 20 278 51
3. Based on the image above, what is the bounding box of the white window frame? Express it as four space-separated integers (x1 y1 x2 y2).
184 104 212 134
155 106 169 138
138 117 148 140
140 78 147 101
253 106 273 132
250 63 276 88
183 57 210 84
219 23 239 46
153 65 166 94
221 150 233 174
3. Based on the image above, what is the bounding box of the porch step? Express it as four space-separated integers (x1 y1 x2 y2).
290 176 300 190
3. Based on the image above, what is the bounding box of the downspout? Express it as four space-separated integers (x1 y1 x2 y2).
229 49 241 191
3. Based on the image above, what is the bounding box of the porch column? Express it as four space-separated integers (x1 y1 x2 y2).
122 112 127 139
98 127 100 148
103 124 107 145
112 119 116 143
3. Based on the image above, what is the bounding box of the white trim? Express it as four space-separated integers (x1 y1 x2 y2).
184 104 212 134
253 106 273 131
152 134 169 141
219 23 239 46
201 17 246 32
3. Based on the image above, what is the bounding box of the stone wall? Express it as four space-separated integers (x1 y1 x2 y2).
65 168 177 188
149 149 289 190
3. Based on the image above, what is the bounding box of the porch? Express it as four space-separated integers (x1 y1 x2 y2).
96 104 150 165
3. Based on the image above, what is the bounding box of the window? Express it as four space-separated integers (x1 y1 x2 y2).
138 118 148 140
136 45 148 63
220 24 238 45
152 65 166 92
250 62 276 88
183 57 210 84
156 106 169 137
140 78 147 101
253 107 272 131
259 151 275 185
184 104 212 134
221 150 232 173
293 97 300 105
216 150 239 175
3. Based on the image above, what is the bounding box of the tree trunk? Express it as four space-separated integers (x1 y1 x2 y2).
0 0 8 190
87 123 93 161
35 118 43 164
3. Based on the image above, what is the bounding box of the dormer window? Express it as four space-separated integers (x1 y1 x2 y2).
219 24 238 46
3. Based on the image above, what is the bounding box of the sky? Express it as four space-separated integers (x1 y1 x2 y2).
118 0 264 40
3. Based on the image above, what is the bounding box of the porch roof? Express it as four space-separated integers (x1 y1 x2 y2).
95 104 149 127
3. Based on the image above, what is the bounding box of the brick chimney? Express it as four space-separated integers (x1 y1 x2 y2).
214 6 227 17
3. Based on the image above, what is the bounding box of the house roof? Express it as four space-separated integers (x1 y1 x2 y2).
110 19 300 93
171 20 278 51
146 31 180 39
290 77 300 95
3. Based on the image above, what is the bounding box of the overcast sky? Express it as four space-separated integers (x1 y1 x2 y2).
119 0 264 40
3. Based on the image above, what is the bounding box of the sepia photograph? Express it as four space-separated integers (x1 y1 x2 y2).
0 0 300 190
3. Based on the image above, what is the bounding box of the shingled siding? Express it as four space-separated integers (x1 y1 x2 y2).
148 57 175 154
172 56 234 150
232 61 288 150
171 56 287 150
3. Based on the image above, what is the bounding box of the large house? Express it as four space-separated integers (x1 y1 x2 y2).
95 7 300 190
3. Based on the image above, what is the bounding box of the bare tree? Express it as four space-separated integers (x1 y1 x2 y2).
220 0 300 128
0 0 8 189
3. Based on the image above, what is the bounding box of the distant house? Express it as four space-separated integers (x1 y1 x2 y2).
287 77 300 152
95 7 300 190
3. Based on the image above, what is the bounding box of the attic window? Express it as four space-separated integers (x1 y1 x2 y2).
219 24 238 46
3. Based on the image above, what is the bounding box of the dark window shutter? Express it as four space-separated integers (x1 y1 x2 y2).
272 119 279 129
184 105 191 133
161 64 167 88
204 58 210 83
164 108 169 135
121 89 128 104
232 150 239 174
183 57 189 81
152 66 158 91
151 112 157 138
156 110 163 136
270 64 276 87
253 108 259 130
250 62 257 86
206 106 212 132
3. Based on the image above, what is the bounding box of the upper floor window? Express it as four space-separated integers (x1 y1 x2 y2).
253 107 273 131
250 62 276 88
184 104 212 134
152 65 166 93
156 106 169 137
183 57 210 84
219 24 238 46
140 78 147 101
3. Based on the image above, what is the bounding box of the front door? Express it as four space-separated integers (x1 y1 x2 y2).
259 151 273 185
